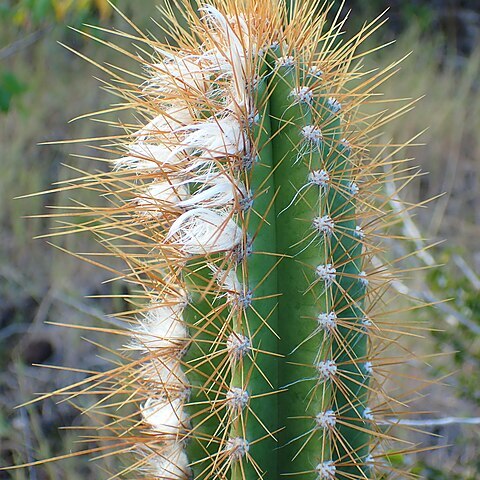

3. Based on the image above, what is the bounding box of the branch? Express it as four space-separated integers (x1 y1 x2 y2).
383 416 480 427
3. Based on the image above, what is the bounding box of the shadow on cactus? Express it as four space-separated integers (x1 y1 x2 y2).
7 0 435 479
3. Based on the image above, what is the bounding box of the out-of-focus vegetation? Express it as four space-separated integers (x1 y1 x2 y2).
0 1 479 479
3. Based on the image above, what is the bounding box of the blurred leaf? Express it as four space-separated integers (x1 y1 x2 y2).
52 0 74 21
0 71 27 112
93 0 112 20
33 0 53 22
384 451 405 468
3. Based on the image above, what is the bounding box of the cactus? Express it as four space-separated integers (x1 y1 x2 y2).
12 1 430 479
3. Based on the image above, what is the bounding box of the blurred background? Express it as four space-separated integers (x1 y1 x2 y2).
0 0 479 478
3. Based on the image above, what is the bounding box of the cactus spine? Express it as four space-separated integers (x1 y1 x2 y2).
19 1 429 479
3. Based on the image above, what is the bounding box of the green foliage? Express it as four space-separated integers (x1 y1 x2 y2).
426 250 480 405
0 70 27 112
1 0 115 27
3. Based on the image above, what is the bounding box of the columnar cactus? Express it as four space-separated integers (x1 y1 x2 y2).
20 1 427 479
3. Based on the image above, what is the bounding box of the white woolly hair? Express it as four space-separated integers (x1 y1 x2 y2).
199 5 251 106
130 305 188 353
173 114 245 161
133 106 194 141
149 55 213 94
138 443 191 479
114 142 181 171
141 397 188 436
177 174 246 210
212 266 243 293
141 358 188 392
167 208 242 254
134 182 188 216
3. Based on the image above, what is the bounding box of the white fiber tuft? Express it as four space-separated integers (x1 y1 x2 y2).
142 359 188 392
133 106 193 141
302 125 323 145
349 181 359 196
327 97 342 114
150 55 211 94
290 86 313 105
177 174 246 210
276 55 295 68
226 437 249 461
308 65 323 78
358 271 369 288
313 215 334 236
226 387 249 411
139 443 191 479
174 115 245 161
168 208 242 254
141 397 188 436
308 169 330 188
316 460 336 480
315 410 336 429
315 264 336 287
199 5 249 105
114 142 179 171
227 332 251 360
363 361 373 375
363 407 374 421
317 311 337 332
354 225 365 240
131 305 188 353
134 182 188 216
316 360 337 381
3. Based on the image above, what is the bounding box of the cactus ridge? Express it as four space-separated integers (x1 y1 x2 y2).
12 1 432 480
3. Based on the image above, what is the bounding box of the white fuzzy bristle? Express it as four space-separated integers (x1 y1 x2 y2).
302 125 323 145
133 106 193 141
363 361 373 375
168 208 242 254
114 142 179 171
227 332 251 360
131 305 188 353
308 169 330 187
362 317 372 328
358 271 369 287
315 410 336 429
173 115 245 161
313 215 334 236
354 225 365 239
363 407 374 421
317 311 337 332
139 443 191 479
316 360 337 381
327 97 341 114
142 359 188 392
275 55 295 68
226 437 250 461
226 387 249 410
290 86 313 105
177 175 245 210
134 182 188 216
315 264 336 287
308 65 323 78
315 460 336 480
141 397 188 436
349 181 359 196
